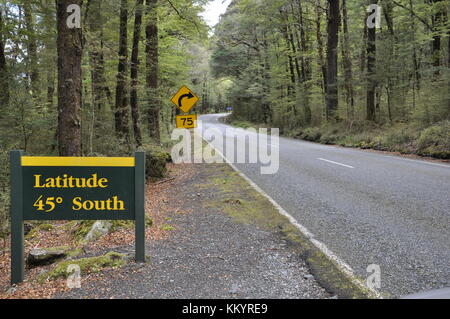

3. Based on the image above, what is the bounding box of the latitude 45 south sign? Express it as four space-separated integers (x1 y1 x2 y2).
171 86 199 113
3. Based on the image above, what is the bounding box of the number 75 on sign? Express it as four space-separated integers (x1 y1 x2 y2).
176 114 197 129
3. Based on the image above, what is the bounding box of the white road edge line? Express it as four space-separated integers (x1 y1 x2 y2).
384 155 450 168
317 158 355 169
196 131 382 299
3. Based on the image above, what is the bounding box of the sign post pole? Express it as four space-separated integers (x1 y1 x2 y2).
134 151 145 262
10 150 24 285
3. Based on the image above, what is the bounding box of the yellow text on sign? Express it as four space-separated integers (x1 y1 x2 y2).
176 114 197 129
171 86 199 113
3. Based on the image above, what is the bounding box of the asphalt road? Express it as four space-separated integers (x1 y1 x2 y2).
197 113 450 297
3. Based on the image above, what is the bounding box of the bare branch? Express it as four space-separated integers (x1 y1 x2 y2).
392 0 432 31
165 0 201 35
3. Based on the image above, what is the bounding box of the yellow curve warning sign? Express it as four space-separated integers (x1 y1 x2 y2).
171 86 199 113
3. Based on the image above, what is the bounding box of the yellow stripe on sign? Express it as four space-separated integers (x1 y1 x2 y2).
21 157 135 167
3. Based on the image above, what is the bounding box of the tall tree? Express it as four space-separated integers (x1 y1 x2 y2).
23 0 39 96
341 0 354 119
115 0 130 143
130 0 144 147
366 1 378 122
447 1 450 113
315 0 327 98
280 9 296 99
87 0 110 118
296 0 312 124
41 1 56 110
0 8 9 108
428 0 444 73
146 0 160 142
382 0 395 122
325 0 339 121
56 0 82 156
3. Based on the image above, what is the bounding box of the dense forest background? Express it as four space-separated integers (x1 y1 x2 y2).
0 0 220 240
0 0 449 241
212 0 449 158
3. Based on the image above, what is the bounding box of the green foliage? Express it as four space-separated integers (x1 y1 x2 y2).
211 0 450 158
0 146 10 241
160 224 175 231
139 143 171 180
416 121 450 159
44 251 127 280
0 0 213 235
292 121 450 159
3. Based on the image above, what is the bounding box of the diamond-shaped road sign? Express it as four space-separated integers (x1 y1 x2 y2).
171 85 199 113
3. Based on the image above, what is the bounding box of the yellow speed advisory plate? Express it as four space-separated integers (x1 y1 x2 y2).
171 86 199 113
176 114 198 129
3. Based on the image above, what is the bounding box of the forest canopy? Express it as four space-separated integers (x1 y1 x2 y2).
211 0 450 156
0 0 215 238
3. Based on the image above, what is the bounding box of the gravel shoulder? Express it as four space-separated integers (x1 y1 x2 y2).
55 162 347 299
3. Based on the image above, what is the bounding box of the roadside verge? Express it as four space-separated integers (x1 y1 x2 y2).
197 131 382 299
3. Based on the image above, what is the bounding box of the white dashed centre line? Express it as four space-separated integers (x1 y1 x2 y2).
317 158 354 169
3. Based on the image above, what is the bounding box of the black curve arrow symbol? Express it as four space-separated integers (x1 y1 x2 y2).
178 92 194 107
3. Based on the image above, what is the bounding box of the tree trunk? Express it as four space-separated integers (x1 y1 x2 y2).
56 0 82 156
326 0 339 121
447 2 450 114
315 1 327 97
146 0 160 142
130 0 144 147
383 0 395 122
296 0 312 124
87 0 109 115
23 0 39 97
262 35 272 124
47 68 55 109
409 0 421 91
0 9 9 108
280 10 296 98
115 0 130 143
429 0 443 74
366 0 378 122
341 0 354 120
360 15 368 73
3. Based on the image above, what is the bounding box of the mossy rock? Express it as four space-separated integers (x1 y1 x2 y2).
299 127 322 142
27 246 82 268
319 134 338 145
139 144 171 180
27 246 69 268
416 121 450 159
44 251 127 280
71 217 152 244
71 220 96 242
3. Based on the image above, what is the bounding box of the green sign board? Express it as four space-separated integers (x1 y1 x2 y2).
10 151 146 284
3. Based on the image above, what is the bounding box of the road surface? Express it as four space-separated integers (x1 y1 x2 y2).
197 113 450 297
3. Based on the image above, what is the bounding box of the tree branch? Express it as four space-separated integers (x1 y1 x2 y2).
165 0 201 35
392 0 432 31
